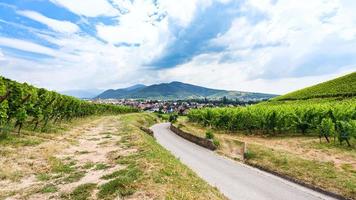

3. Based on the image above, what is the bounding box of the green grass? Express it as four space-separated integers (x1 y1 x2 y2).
48 157 88 184
63 171 85 183
98 166 141 199
273 72 356 101
101 165 142 180
49 157 75 174
40 184 58 193
68 183 97 200
36 173 52 181
94 163 110 170
82 162 94 170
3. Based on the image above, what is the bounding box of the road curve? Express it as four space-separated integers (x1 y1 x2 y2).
151 123 336 200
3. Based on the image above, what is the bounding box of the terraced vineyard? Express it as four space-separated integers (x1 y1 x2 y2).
273 72 356 101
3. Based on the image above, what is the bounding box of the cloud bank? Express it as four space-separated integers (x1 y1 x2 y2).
0 0 355 94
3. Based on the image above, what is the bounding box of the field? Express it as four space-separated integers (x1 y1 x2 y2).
273 72 356 101
175 116 356 198
0 113 225 199
187 98 356 147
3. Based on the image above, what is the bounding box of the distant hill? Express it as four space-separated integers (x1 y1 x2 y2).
60 89 103 99
273 72 356 101
96 81 277 101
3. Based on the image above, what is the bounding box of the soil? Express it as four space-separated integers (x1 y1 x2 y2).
0 116 136 199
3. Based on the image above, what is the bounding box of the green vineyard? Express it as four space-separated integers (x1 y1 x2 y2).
188 99 356 146
0 77 138 133
273 72 356 101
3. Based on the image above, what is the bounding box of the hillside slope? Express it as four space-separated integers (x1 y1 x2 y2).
96 81 277 100
273 72 356 101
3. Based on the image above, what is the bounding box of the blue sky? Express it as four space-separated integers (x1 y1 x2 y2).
0 0 355 94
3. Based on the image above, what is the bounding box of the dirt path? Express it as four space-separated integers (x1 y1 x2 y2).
0 116 133 199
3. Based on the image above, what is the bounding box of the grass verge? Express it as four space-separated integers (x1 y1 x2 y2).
104 113 226 199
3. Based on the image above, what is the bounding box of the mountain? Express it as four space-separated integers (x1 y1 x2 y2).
96 81 277 101
60 89 103 99
273 72 356 101
124 84 146 91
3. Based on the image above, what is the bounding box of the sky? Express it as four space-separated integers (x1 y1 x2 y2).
0 0 356 95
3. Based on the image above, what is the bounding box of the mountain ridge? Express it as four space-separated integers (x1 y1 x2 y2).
96 81 277 101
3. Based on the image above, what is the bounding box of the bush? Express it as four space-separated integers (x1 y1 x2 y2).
205 130 214 139
168 113 178 123
243 150 256 160
213 139 220 147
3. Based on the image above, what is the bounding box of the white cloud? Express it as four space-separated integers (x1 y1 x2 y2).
208 0 356 79
157 0 211 27
2 0 356 94
50 0 118 17
17 10 80 34
0 50 4 61
96 0 163 44
0 37 56 56
157 53 355 94
154 0 356 94
96 0 213 64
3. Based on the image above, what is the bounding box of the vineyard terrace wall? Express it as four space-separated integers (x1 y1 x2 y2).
170 123 217 150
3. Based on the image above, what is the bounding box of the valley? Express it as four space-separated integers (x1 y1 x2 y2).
2 1 356 199
0 72 355 200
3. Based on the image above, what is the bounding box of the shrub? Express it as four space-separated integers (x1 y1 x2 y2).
243 150 256 160
205 130 214 140
213 139 220 147
168 113 178 123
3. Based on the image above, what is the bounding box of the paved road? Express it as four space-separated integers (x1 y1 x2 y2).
151 123 337 200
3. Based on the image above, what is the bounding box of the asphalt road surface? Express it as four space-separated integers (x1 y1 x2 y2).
151 123 337 200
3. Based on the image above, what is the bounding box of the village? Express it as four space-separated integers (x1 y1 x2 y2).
90 98 261 114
